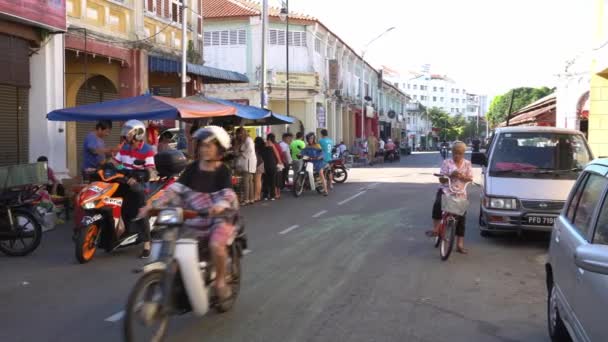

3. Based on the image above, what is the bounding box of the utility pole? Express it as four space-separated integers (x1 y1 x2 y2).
261 0 269 108
505 89 517 127
180 2 188 133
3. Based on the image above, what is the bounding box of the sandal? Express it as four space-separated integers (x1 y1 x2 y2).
457 247 468 254
216 285 232 302
425 230 438 237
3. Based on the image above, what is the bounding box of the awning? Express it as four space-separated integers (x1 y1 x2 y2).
47 94 236 121
186 95 295 126
505 104 557 126
148 55 249 84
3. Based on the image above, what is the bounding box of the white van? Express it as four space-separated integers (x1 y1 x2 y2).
472 127 593 236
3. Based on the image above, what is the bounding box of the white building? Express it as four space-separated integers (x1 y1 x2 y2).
201 0 393 147
394 72 468 115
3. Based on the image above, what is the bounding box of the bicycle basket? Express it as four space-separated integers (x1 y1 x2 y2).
441 194 468 216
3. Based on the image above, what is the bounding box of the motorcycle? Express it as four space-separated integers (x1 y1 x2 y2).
0 185 44 256
123 207 247 342
329 158 348 184
384 149 399 163
440 146 449 160
74 151 186 263
293 156 331 197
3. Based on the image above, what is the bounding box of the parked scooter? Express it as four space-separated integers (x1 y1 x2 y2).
0 184 44 256
123 207 247 342
293 156 330 197
329 158 348 184
73 151 187 263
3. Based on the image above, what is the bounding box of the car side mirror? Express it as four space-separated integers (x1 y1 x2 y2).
575 244 608 276
471 152 487 166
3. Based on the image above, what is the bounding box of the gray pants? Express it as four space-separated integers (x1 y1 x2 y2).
241 172 255 203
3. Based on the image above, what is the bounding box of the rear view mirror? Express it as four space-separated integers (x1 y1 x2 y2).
575 244 608 276
471 152 487 166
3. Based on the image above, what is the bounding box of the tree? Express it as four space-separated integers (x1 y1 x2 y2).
486 86 554 127
427 107 469 141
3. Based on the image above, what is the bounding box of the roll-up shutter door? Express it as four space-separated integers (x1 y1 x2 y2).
0 85 28 166
75 77 121 171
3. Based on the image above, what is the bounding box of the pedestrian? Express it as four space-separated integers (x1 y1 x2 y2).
254 137 265 202
267 133 284 199
279 132 293 189
319 129 334 189
367 133 378 165
37 156 64 196
82 120 116 181
234 127 257 205
290 131 306 173
260 134 280 200
426 141 473 254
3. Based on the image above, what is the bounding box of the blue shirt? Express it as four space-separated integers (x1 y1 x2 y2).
83 132 105 170
319 137 334 162
301 146 325 172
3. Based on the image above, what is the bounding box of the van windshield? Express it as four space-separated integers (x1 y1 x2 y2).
489 132 591 179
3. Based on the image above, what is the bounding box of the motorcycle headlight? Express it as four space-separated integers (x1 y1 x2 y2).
485 196 518 210
156 208 184 225
83 202 96 210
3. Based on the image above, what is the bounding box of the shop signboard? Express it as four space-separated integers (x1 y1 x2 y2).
0 0 66 32
274 72 319 90
316 104 326 128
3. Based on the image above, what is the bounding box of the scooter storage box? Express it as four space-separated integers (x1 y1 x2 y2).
155 150 188 177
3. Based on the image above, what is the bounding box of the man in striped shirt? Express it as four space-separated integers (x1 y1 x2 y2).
113 120 156 258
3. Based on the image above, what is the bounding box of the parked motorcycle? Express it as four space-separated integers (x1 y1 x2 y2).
123 207 247 342
0 185 44 256
329 158 348 184
74 151 187 263
293 156 331 197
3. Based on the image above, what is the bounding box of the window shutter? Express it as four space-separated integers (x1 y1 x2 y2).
220 30 229 45
203 32 211 46
238 30 246 45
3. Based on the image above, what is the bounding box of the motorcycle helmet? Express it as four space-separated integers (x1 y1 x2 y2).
121 120 146 142
193 126 232 153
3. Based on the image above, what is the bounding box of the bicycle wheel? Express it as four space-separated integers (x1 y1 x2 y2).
440 217 456 261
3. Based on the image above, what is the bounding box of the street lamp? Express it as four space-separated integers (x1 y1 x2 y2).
360 27 395 141
280 1 290 126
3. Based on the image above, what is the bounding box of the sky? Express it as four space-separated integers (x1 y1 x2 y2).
276 0 594 98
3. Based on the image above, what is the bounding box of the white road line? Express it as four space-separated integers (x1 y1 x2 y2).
312 210 328 218
279 225 300 235
338 191 367 206
104 310 125 323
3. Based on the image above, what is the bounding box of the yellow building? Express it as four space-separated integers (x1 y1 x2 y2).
590 0 608 156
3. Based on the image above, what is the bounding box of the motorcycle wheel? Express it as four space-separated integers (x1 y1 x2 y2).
216 244 241 313
332 166 348 184
0 208 42 257
75 223 100 264
293 174 305 197
124 270 169 342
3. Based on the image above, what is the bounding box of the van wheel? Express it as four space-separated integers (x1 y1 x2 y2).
548 282 571 342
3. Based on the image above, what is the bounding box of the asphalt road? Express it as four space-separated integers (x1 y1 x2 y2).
0 152 551 342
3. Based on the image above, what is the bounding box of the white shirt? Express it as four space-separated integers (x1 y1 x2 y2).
379 140 385 150
279 141 293 164
237 137 257 174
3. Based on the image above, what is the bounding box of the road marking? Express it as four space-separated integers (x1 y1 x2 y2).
312 210 328 218
105 310 125 323
279 225 300 235
338 191 366 206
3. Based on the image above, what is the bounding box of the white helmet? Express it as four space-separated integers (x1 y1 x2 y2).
121 120 146 141
192 126 231 150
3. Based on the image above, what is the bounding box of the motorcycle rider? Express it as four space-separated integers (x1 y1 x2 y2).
112 120 156 258
440 140 449 159
301 132 329 196
140 126 239 301
319 129 334 189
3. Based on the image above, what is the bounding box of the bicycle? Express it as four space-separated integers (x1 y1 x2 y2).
432 174 475 261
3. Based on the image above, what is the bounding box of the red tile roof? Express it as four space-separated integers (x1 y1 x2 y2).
203 0 315 21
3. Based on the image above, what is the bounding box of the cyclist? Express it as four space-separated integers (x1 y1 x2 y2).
113 120 156 258
426 141 473 254
140 126 239 301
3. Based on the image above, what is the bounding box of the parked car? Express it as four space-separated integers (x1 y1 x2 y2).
471 127 593 236
546 158 608 342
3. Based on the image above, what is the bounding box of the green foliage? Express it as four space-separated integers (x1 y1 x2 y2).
187 40 201 64
486 87 554 127
428 108 475 141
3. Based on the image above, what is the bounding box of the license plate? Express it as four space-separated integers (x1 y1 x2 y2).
526 216 555 226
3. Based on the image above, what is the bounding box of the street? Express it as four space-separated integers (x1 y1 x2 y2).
0 152 550 342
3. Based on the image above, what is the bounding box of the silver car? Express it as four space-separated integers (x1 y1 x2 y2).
546 159 608 342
